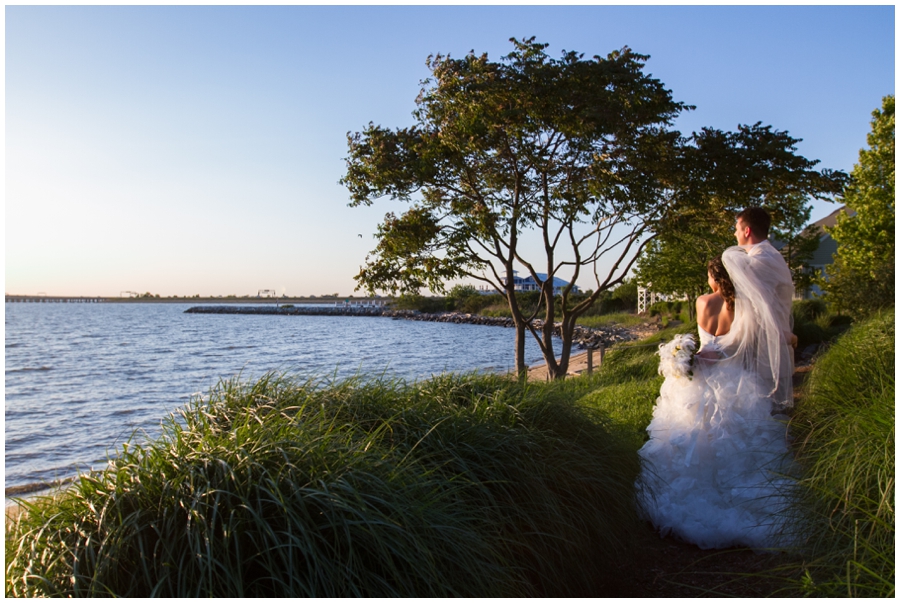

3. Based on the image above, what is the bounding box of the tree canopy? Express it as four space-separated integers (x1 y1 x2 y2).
635 125 847 307
822 95 895 317
342 38 690 378
342 38 847 379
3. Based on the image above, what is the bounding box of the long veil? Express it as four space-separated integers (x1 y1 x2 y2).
717 244 794 412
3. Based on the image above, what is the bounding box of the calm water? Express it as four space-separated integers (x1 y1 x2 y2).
5 302 553 496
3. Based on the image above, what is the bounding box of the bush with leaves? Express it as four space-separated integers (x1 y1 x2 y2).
821 95 894 318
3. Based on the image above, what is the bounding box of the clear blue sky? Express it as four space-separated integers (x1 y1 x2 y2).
5 5 895 297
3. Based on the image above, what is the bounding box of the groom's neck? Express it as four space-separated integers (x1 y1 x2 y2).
745 234 766 246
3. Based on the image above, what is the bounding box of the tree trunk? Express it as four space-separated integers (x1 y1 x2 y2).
505 279 529 380
539 289 560 379
558 318 577 378
514 320 527 380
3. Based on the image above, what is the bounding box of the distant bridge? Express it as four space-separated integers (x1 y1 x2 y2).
5 295 105 303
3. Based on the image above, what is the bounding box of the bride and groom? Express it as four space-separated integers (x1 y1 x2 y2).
637 207 798 550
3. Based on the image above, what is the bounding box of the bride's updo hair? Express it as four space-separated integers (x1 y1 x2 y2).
708 256 735 311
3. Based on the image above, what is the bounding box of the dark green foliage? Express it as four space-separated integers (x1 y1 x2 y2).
792 298 827 322
6 373 643 597
788 310 894 597
792 319 828 349
446 284 478 312
610 279 638 312
391 293 450 313
790 300 852 348
573 281 641 318
457 294 492 314
647 300 690 324
825 314 853 328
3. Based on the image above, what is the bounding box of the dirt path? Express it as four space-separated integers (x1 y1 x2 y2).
611 526 795 597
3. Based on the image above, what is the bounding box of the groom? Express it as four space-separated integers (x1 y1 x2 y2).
734 207 797 408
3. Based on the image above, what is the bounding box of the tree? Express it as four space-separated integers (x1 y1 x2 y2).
769 193 820 293
822 95 895 317
635 125 847 315
447 284 479 311
342 38 690 379
635 234 724 319
609 278 638 312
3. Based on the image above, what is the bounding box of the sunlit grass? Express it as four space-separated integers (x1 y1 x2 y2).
576 323 693 450
783 309 894 597
575 312 650 329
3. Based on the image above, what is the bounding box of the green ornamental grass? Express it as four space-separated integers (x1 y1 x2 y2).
788 309 894 597
6 371 643 597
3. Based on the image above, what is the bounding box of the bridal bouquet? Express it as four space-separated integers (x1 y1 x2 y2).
657 333 697 379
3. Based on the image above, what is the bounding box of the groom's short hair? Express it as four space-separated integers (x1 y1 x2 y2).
736 207 771 239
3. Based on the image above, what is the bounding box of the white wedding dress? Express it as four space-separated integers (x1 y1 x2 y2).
635 325 794 549
634 233 803 552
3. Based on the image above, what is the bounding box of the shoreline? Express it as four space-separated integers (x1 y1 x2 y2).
6 313 659 515
6 295 391 305
185 305 657 351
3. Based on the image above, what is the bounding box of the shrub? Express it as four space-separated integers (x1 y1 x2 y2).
793 318 828 348
647 300 690 324
824 314 853 328
392 294 449 313
609 279 638 312
790 300 855 348
792 299 827 322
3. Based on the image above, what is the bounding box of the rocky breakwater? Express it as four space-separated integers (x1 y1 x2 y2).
184 306 650 349
184 305 402 317
388 311 645 350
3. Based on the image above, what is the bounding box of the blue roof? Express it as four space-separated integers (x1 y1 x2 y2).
519 273 574 287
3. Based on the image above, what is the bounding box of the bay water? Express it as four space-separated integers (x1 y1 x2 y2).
5 302 554 499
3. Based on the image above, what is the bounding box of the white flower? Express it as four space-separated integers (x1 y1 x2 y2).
657 333 697 379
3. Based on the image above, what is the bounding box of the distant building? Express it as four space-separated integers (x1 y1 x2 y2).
477 271 580 296
636 287 685 314
772 205 856 299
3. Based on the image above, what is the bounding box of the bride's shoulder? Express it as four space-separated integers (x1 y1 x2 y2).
696 292 723 309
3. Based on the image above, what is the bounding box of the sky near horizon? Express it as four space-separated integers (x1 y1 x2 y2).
5 5 895 297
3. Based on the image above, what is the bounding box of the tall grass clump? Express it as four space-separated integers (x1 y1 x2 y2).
788 309 894 597
6 371 642 597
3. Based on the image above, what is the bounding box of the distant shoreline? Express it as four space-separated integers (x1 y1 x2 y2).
5 295 389 305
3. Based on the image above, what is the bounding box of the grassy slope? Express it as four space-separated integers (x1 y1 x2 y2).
6 371 645 597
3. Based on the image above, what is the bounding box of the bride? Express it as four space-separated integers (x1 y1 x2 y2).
635 249 795 550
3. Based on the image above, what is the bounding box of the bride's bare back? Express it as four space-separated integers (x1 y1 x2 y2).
696 291 733 336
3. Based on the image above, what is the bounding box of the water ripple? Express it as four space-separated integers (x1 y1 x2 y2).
5 302 554 495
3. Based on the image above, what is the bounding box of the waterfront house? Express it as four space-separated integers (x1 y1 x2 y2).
477 271 580 295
